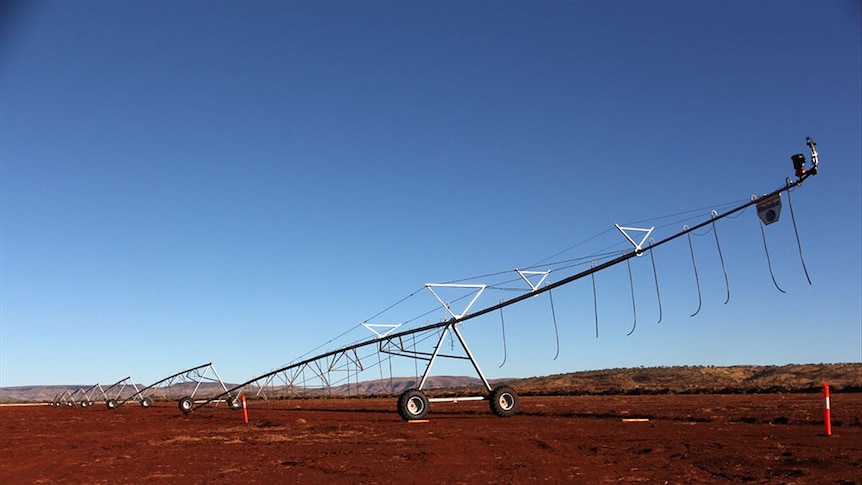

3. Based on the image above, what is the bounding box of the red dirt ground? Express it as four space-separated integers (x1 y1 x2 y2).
2 393 860 484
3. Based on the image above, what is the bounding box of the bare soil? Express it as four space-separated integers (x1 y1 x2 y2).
1 393 860 484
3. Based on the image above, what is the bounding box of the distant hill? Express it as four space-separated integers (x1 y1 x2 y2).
0 385 92 404
2 363 859 403
508 363 861 396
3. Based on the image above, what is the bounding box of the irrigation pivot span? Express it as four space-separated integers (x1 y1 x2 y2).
183 138 820 420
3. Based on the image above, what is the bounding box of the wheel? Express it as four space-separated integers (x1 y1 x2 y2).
141 398 153 408
106 399 118 410
85 401 94 407
178 396 194 414
489 385 519 417
228 395 243 410
397 389 429 421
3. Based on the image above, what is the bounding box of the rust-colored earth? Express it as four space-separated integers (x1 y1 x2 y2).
2 393 860 484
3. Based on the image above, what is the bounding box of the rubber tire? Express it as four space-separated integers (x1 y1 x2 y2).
141 398 153 408
228 396 243 410
106 399 118 410
178 396 194 414
397 389 429 421
489 385 519 417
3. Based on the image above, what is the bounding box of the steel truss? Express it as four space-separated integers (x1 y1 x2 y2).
182 139 819 420
102 376 140 409
116 362 239 412
69 383 105 407
52 389 76 407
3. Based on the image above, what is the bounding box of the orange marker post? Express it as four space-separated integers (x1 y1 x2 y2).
822 382 831 437
241 393 249 424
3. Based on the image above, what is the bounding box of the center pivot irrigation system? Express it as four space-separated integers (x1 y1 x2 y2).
52 383 105 407
110 362 240 411
51 363 243 411
52 377 141 408
182 138 820 421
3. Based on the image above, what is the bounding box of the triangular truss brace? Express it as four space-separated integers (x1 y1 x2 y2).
516 269 551 291
361 323 402 338
425 283 487 320
615 224 655 255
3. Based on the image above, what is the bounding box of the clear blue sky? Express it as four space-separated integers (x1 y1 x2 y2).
2 1 860 387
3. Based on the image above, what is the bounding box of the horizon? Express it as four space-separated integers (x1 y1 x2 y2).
3 361 860 390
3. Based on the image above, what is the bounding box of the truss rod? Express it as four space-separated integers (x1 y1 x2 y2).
190 171 814 412
426 172 814 328
122 362 214 404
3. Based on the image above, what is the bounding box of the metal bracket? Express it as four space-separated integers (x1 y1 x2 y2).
615 224 654 255
361 323 402 338
516 269 551 291
425 283 487 320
